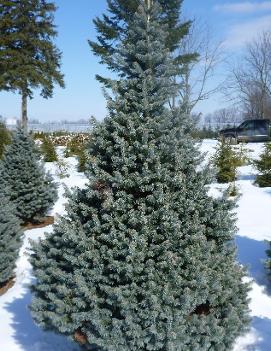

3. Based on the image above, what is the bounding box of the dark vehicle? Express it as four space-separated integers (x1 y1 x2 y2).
219 119 271 143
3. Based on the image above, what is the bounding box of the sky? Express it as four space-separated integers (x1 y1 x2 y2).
0 0 271 122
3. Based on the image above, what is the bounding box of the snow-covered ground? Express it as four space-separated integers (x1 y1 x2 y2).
0 142 271 350
201 140 271 351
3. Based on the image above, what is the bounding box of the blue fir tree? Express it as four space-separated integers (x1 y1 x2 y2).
30 2 250 350
0 192 22 287
0 121 11 159
0 128 58 224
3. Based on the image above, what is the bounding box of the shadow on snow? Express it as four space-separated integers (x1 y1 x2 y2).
247 317 271 351
5 285 80 351
237 174 256 182
235 236 271 295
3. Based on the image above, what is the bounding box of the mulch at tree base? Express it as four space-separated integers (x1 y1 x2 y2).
0 278 15 296
22 216 55 230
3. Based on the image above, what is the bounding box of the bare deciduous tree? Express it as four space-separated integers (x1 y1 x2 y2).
178 19 224 114
225 31 271 119
204 106 242 130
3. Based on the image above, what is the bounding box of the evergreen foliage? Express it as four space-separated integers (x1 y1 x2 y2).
41 135 58 162
0 192 22 286
89 0 195 85
0 128 58 223
64 136 82 158
32 131 46 141
254 143 271 187
64 135 89 172
55 157 70 179
213 141 240 183
77 147 87 173
30 3 250 350
266 243 271 276
227 183 239 198
0 121 11 158
0 0 64 127
234 143 251 168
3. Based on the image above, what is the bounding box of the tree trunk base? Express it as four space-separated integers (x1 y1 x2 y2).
0 277 15 296
74 329 88 345
22 216 54 230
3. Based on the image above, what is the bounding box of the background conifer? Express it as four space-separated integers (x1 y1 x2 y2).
0 128 58 223
0 0 64 128
0 121 11 159
254 143 271 187
41 135 58 162
213 140 239 183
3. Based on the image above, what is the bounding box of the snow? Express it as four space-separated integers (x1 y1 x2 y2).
200 140 271 351
0 150 85 351
0 141 271 350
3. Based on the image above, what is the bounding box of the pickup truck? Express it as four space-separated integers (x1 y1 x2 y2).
219 119 271 143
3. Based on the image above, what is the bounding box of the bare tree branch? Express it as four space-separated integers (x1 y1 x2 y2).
178 19 225 113
224 30 271 119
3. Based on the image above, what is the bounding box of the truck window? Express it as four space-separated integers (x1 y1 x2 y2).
255 120 268 134
254 120 267 128
239 121 254 130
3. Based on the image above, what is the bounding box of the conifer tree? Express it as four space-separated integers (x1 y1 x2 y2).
89 0 195 86
0 121 11 158
77 146 87 172
0 128 58 223
0 192 22 287
30 3 250 350
41 135 58 162
64 136 82 158
64 136 89 172
254 143 271 187
213 140 239 183
0 0 64 128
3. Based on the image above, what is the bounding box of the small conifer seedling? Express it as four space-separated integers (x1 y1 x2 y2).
213 140 240 183
41 135 58 162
